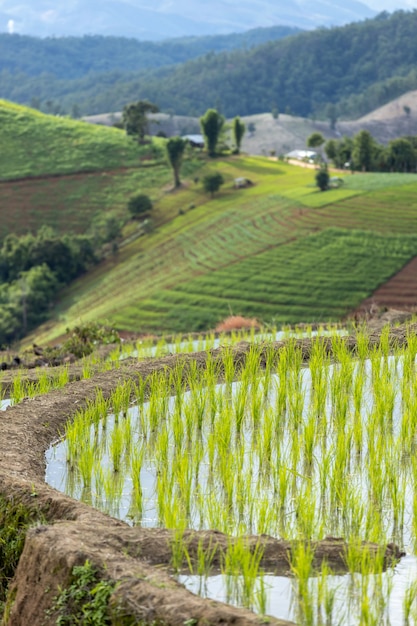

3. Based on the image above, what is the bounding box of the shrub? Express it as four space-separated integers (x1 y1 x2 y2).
127 194 153 218
316 167 330 191
63 322 120 358
203 173 224 197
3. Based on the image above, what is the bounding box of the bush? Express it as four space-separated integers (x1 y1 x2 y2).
203 173 224 197
127 194 153 218
316 167 330 191
63 322 120 358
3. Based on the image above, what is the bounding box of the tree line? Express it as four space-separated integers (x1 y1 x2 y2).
324 131 417 173
0 229 97 345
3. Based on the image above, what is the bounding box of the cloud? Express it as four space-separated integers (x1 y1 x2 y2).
7 18 14 33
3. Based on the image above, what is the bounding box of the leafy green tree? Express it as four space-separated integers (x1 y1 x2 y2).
315 166 329 191
200 109 224 157
90 212 122 245
166 137 187 188
122 100 159 143
232 117 246 154
128 194 153 218
203 173 224 197
307 132 325 150
307 132 325 164
352 130 376 171
387 138 416 172
324 139 338 162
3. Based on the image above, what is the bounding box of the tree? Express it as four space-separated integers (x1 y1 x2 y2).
127 194 153 218
352 130 375 171
203 173 224 197
387 138 416 172
232 117 246 154
315 166 329 191
200 109 224 157
307 132 325 163
122 100 159 143
307 132 325 149
324 139 338 162
166 137 187 188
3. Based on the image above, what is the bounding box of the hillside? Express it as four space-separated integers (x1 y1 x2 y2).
0 0 374 39
0 27 302 80
0 99 160 180
84 96 417 157
25 156 417 343
2 9 415 120
2 100 417 343
119 10 417 120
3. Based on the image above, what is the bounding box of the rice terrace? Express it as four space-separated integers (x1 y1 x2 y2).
4 99 417 625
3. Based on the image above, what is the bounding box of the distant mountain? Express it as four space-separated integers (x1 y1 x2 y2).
0 26 302 79
0 0 376 39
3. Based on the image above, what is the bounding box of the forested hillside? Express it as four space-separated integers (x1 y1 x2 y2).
127 10 417 119
0 27 302 78
0 26 300 114
2 9 414 120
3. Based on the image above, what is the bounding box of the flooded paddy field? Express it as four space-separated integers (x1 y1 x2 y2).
45 326 417 624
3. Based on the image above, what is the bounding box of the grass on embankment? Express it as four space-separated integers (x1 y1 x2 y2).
26 156 417 342
0 99 158 179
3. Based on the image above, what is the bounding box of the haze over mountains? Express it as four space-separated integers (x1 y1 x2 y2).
0 0 377 39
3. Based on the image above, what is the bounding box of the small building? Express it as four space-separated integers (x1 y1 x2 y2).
182 134 205 149
285 149 317 161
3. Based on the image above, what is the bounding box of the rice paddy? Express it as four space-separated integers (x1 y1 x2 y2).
45 326 417 624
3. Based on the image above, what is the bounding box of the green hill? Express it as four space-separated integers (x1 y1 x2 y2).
27 157 417 343
0 26 300 116
0 27 302 80
2 10 417 120
2 100 417 343
0 99 161 180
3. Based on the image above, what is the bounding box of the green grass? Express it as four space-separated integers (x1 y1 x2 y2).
0 99 161 179
341 172 417 191
110 229 417 331
2 141 413 341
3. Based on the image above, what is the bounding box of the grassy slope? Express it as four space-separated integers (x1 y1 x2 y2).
0 99 151 179
2 100 417 340
28 158 417 342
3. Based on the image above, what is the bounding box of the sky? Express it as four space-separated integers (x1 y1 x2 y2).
364 0 416 7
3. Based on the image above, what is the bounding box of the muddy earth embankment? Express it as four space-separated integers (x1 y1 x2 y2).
0 325 411 625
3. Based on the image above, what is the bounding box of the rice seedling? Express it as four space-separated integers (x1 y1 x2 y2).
46 326 417 622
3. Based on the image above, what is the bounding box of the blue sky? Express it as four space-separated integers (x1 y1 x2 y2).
365 0 416 7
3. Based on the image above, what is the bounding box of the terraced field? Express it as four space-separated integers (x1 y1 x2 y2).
1 99 416 339
26 156 417 341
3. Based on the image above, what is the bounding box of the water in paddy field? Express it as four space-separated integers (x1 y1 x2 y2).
180 555 417 625
0 399 11 410
45 349 417 624
120 327 348 360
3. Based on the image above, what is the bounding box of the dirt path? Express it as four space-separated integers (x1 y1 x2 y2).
1 327 411 625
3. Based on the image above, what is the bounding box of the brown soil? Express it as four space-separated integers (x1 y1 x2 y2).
356 256 417 314
1 327 410 625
